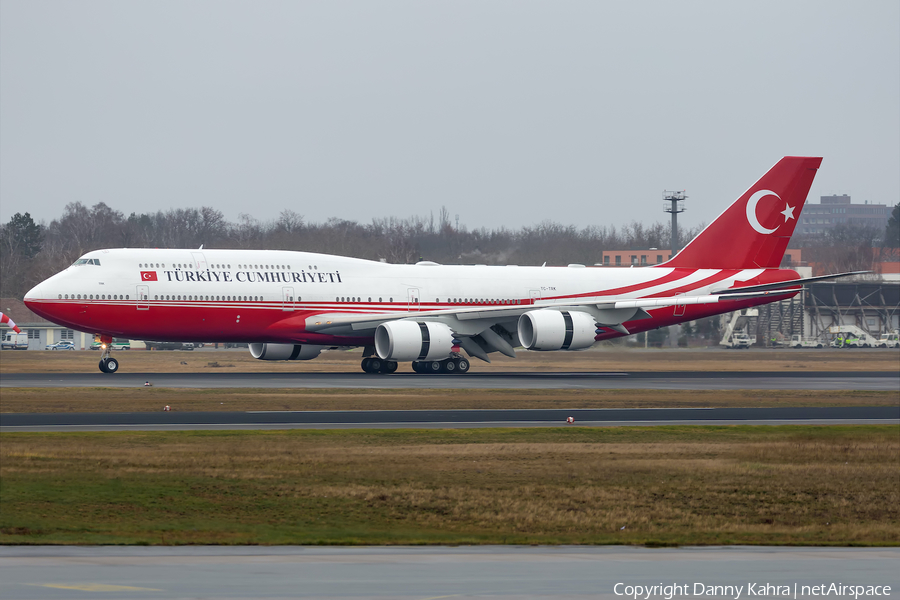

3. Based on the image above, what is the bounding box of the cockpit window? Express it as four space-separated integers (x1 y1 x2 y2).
72 258 101 266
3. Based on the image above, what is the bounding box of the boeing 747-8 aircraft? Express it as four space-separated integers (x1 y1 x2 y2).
24 157 856 374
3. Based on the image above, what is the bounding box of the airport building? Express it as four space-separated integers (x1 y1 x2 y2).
599 250 673 266
600 249 804 268
799 194 892 235
721 279 900 347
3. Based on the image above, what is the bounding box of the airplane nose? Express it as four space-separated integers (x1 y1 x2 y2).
24 283 44 301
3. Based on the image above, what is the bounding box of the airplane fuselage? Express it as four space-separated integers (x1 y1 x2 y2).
25 247 792 345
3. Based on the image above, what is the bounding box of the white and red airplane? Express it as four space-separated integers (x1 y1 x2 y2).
24 156 857 374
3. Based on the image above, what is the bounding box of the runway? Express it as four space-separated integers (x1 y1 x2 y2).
1 546 898 600
3 405 897 431
2 370 898 390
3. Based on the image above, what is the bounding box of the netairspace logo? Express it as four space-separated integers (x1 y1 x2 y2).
613 583 892 600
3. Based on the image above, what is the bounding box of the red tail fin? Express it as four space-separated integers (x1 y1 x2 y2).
664 156 822 269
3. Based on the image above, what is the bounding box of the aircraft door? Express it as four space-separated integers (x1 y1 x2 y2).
137 285 149 310
191 252 207 271
282 287 294 311
408 288 420 312
674 294 686 317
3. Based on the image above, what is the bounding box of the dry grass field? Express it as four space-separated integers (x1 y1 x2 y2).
2 348 896 547
1 387 896 413
1 347 898 374
2 426 897 546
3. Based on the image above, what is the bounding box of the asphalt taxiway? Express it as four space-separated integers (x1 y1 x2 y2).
3 406 897 431
2 370 898 390
1 546 897 600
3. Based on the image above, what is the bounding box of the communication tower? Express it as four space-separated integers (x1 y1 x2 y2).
663 190 687 256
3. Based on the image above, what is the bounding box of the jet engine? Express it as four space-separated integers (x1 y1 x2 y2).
249 343 325 361
375 321 456 362
517 309 597 351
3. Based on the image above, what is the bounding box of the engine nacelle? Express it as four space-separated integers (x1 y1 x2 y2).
375 321 456 362
517 309 597 351
249 343 324 361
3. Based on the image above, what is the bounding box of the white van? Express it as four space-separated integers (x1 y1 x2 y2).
1 332 28 350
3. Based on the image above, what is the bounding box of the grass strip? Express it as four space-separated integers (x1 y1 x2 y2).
1 387 896 413
2 348 898 374
2 425 898 546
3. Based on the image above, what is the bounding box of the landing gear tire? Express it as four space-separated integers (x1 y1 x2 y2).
99 357 119 374
455 358 470 373
362 357 398 374
362 357 382 373
442 359 457 374
427 361 442 374
411 361 423 373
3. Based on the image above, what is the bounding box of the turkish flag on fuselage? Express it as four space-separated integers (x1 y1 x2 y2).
140 271 158 281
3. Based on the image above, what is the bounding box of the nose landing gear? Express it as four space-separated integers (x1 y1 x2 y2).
99 356 119 373
97 336 119 373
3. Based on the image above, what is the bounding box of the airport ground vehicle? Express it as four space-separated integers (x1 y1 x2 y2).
144 341 193 351
790 335 823 348
828 325 880 348
1 332 28 350
719 309 756 348
90 338 131 351
23 157 863 374
46 340 76 350
722 332 753 349
876 331 899 348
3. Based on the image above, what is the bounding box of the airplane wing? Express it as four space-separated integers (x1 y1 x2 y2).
303 289 778 338
302 270 865 361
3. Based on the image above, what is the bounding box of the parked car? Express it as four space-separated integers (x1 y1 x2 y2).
46 340 76 350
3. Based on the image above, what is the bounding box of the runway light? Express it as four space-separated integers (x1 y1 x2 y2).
566 416 575 424
163 405 171 411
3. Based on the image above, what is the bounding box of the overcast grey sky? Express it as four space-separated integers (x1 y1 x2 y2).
1 1 897 232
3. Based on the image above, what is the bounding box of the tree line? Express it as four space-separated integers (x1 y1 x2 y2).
1 201 898 301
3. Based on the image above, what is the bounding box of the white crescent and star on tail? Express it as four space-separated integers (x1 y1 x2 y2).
746 189 795 235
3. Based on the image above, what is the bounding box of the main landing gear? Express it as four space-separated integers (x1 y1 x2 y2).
97 336 119 373
361 357 398 374
412 357 470 374
360 356 471 374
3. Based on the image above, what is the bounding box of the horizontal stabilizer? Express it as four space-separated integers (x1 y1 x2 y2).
713 271 869 295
